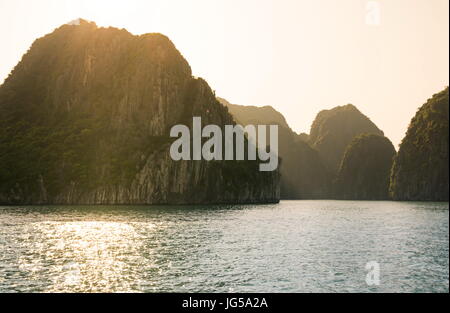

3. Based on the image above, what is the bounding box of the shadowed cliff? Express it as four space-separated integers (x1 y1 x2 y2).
335 134 396 200
390 87 449 201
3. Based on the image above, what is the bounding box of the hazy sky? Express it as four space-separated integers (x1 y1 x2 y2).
0 0 448 146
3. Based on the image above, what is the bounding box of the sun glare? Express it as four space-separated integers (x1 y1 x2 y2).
18 221 157 292
64 0 141 29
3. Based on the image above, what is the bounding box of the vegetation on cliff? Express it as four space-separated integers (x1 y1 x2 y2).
0 20 279 204
390 87 449 201
335 134 396 200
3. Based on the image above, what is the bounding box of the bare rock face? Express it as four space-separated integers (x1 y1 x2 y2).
0 20 279 204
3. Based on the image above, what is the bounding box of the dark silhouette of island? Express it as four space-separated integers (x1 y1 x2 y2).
221 87 449 201
221 99 392 199
0 20 279 205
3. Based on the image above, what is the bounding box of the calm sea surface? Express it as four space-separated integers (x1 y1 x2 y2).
0 200 448 293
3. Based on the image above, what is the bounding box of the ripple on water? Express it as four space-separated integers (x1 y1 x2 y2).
0 201 448 293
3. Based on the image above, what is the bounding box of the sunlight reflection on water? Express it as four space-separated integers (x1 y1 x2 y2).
17 221 157 292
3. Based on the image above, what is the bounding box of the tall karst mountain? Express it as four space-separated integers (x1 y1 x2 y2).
308 104 384 174
0 20 279 204
390 87 449 201
219 98 330 199
335 134 396 200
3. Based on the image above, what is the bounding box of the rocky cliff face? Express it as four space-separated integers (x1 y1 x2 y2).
390 87 449 201
309 104 384 174
335 134 396 200
219 98 330 199
0 20 279 204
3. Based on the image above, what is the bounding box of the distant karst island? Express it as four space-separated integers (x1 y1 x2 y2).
220 87 449 202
